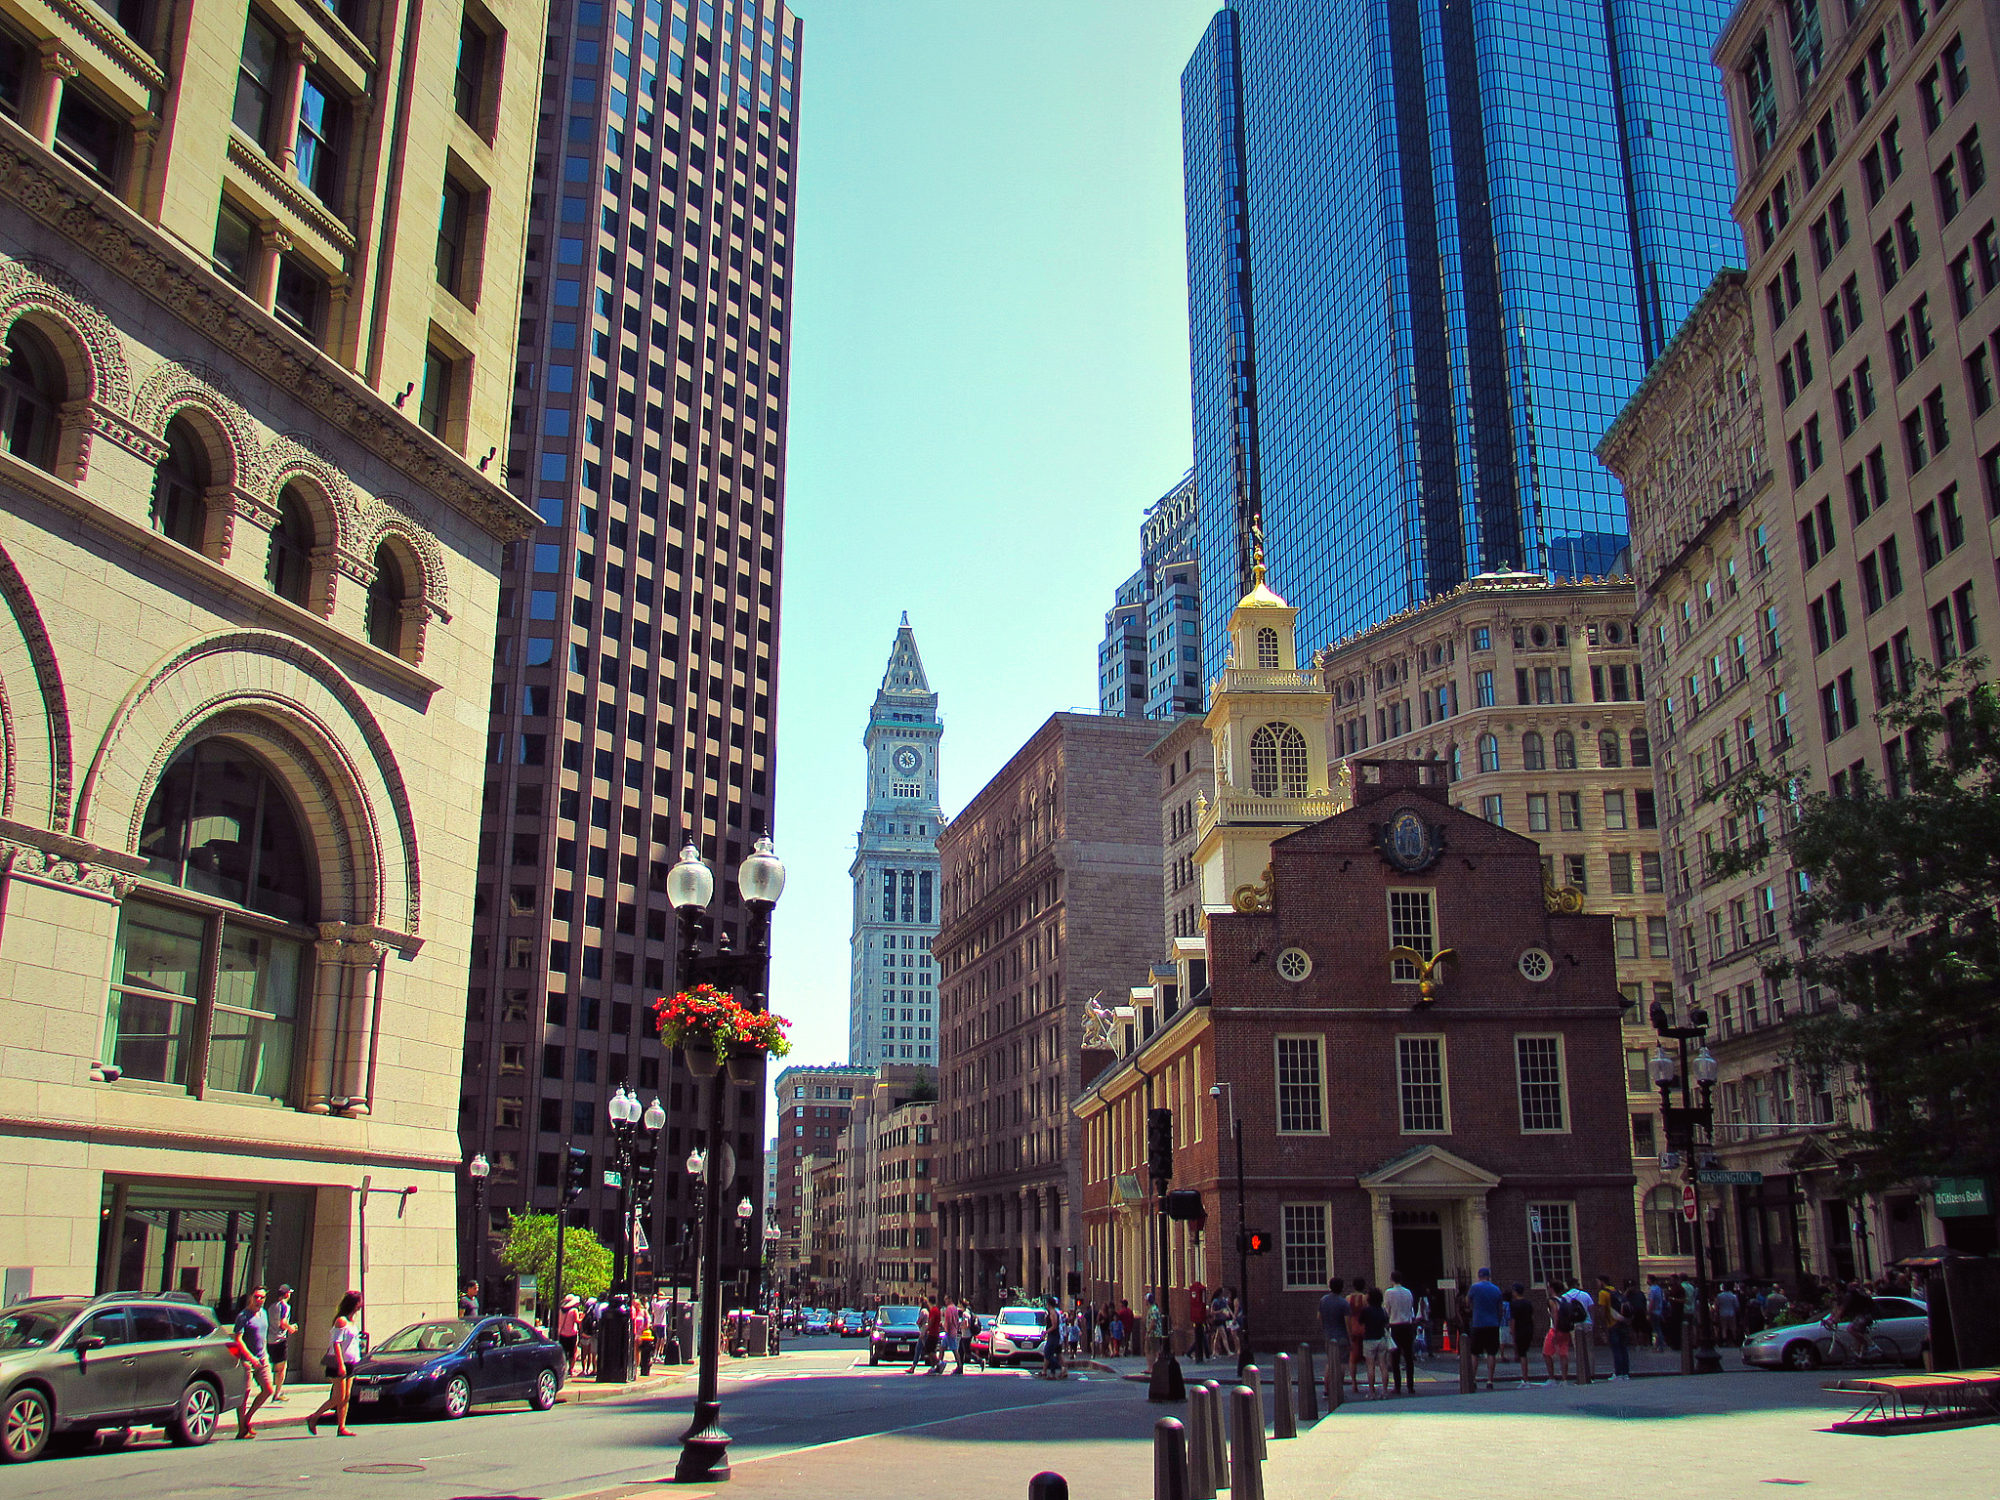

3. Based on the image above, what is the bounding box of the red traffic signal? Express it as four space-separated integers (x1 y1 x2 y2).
1240 1228 1273 1256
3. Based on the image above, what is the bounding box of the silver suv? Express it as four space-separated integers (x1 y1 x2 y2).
1 1293 239 1462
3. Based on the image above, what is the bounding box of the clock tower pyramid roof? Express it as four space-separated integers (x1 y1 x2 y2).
872 614 936 717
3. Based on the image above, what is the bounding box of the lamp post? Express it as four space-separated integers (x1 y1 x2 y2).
596 1085 666 1383
669 838 784 1485
1649 1001 1723 1376
1209 1081 1250 1377
466 1152 490 1309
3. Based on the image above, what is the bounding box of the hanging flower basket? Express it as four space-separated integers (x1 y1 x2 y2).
684 1034 723 1078
651 985 793 1081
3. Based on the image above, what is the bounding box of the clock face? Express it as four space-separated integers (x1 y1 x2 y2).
892 746 921 775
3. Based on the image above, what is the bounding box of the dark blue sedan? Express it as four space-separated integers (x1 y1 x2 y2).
346 1317 565 1419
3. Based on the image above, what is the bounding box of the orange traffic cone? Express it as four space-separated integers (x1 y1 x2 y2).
1440 1324 1454 1354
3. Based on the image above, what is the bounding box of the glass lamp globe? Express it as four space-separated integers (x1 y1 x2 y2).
1693 1047 1719 1085
736 1197 754 1220
739 836 787 906
643 1097 667 1131
686 1149 705 1176
1649 1046 1678 1085
666 844 715 912
468 1152 490 1179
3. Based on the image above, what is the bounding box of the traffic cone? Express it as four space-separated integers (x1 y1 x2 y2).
1440 1324 1453 1354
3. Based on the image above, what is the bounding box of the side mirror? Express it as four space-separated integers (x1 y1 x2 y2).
476 1328 500 1347
74 1335 105 1355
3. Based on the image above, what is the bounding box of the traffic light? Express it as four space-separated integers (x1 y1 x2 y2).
632 1137 658 1202
1148 1107 1173 1184
1163 1189 1205 1221
1239 1228 1273 1256
564 1146 589 1203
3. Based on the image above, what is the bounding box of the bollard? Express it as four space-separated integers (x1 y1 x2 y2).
1242 1365 1265 1462
1204 1381 1229 1492
1154 1418 1191 1500
1186 1384 1215 1500
1028 1473 1069 1500
1228 1385 1265 1500
1458 1325 1476 1394
1272 1354 1297 1439
1297 1343 1319 1424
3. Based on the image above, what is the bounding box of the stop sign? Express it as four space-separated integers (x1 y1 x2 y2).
1682 1183 1698 1223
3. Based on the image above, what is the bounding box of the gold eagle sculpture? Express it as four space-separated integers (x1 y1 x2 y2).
1386 946 1457 1004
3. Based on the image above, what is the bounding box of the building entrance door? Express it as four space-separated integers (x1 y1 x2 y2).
1391 1210 1446 1295
97 1178 313 1326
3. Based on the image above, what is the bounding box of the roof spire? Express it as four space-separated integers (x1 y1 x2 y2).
1250 518 1266 587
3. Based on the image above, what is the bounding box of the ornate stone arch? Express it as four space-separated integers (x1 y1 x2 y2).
73 631 423 938
0 542 73 830
0 256 131 411
356 497 452 617
129 360 264 496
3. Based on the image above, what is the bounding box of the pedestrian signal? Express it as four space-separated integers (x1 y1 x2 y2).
1241 1228 1273 1256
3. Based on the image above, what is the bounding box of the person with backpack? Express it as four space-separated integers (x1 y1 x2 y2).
1603 1281 1633 1379
1544 1281 1577 1384
579 1298 600 1376
1561 1280 1596 1382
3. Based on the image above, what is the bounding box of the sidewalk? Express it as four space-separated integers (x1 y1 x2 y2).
1082 1342 1697 1392
218 1361 703 1433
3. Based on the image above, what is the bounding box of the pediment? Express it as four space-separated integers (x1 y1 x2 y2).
1358 1144 1501 1192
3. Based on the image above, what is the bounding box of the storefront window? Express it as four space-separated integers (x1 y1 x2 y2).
98 1179 312 1325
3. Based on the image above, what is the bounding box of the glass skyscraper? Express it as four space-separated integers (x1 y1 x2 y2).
1183 0 1741 673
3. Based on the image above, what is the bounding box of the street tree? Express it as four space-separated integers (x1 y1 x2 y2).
1712 656 2000 1192
498 1211 614 1305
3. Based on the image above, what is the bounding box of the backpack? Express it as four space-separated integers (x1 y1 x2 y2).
1555 1297 1581 1334
581 1305 600 1336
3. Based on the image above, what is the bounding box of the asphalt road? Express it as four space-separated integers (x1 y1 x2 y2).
2 1336 1164 1500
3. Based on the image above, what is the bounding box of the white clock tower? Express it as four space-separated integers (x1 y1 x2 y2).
848 615 944 1067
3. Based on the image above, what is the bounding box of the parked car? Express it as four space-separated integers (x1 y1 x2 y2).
1742 1296 1929 1370
347 1317 565 1418
987 1306 1049 1367
832 1308 867 1337
803 1309 832 1335
868 1306 924 1366
0 1292 237 1463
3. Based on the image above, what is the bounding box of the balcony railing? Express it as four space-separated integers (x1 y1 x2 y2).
1199 785 1345 841
1217 667 1322 693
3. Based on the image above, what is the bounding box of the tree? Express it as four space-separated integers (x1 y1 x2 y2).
497 1212 614 1306
1714 656 2000 1191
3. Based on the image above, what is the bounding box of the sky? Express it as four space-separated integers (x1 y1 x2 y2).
763 0 1222 1100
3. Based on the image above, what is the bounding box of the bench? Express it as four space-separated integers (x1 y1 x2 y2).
1822 1367 2000 1431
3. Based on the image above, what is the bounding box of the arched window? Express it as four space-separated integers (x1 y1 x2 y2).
366 542 409 654
110 739 316 1102
1255 626 1279 669
1631 729 1652 767
1644 1184 1694 1257
1553 730 1578 769
150 415 211 549
1599 729 1623 768
267 485 317 607
0 321 64 472
1249 722 1309 796
1477 733 1501 773
1521 731 1545 770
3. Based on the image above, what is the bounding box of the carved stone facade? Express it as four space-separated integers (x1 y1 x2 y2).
0 0 539 1359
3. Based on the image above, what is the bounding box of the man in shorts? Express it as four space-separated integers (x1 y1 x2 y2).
1319 1277 1349 1408
232 1285 275 1438
1510 1283 1540 1382
1467 1268 1504 1390
267 1285 295 1402
1543 1280 1578 1383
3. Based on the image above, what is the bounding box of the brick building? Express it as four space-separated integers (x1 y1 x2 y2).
868 1097 937 1305
935 712 1163 1309
805 1139 846 1305
1078 760 1638 1352
770 1061 870 1279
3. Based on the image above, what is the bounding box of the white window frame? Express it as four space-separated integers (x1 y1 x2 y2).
1387 888 1437 981
1280 1201 1331 1289
1273 1034 1327 1135
1526 1200 1577 1288
1395 1033 1450 1134
1514 1033 1570 1134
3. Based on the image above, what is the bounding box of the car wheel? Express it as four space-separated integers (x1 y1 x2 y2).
1 1387 53 1464
1781 1339 1821 1371
167 1379 221 1447
530 1368 559 1411
442 1376 471 1419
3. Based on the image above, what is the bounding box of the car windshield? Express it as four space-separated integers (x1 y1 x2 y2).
0 1305 80 1350
876 1307 921 1328
374 1320 476 1354
997 1308 1043 1328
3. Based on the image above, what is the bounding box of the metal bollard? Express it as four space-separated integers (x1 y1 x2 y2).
1186 1384 1213 1500
1297 1343 1319 1424
1028 1473 1069 1500
1228 1385 1265 1500
1204 1381 1228 1491
1242 1365 1265 1462
1154 1418 1191 1500
1458 1325 1476 1394
1272 1354 1297 1439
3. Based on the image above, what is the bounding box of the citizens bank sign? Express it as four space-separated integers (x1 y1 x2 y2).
1933 1177 1992 1217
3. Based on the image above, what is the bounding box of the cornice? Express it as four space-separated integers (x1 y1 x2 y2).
0 120 535 544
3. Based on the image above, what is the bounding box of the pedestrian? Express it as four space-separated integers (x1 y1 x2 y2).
1384 1271 1417 1395
1543 1281 1576 1384
305 1289 362 1437
1345 1282 1368 1388
1467 1268 1504 1390
580 1298 600 1376
1043 1301 1064 1378
558 1295 581 1374
1358 1287 1390 1397
1510 1283 1540 1384
1108 1304 1125 1358
1715 1281 1741 1346
1319 1277 1349 1409
1209 1290 1232 1359
1414 1289 1432 1360
1144 1291 1166 1367
912 1297 938 1372
955 1300 972 1373
1647 1277 1667 1351
268 1285 295 1403
1562 1280 1597 1382
458 1280 481 1319
933 1298 958 1374
1605 1281 1632 1380
1189 1277 1210 1363
231 1285 276 1439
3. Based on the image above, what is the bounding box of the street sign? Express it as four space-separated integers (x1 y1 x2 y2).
1659 1151 1682 1171
1682 1183 1698 1223
1935 1176 1992 1217
603 1170 623 1188
1696 1169 1764 1186
632 1222 650 1253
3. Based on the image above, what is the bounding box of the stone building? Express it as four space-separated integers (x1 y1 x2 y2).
1149 716 1214 952
1077 760 1639 1352
805 1140 845 1305
867 1096 937 1306
459 0 802 1278
770 1061 869 1284
934 712 1163 1309
0 0 540 1348
839 1063 928 1305
1315 573 1686 1277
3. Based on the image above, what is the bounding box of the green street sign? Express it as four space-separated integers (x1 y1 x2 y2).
1696 1169 1764 1186
603 1170 624 1189
1934 1177 1991 1217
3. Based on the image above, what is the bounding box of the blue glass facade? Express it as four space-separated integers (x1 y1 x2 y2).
1185 0 1742 676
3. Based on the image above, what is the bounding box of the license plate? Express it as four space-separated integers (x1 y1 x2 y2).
355 1389 378 1403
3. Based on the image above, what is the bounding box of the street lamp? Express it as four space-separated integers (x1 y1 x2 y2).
671 838 784 1485
1650 1001 1723 1375
597 1084 665 1383
466 1152 491 1310
1209 1081 1251 1377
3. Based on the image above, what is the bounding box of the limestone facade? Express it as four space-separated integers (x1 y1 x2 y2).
0 0 540 1360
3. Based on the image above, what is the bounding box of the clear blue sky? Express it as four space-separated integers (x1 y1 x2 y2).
764 0 1220 1094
